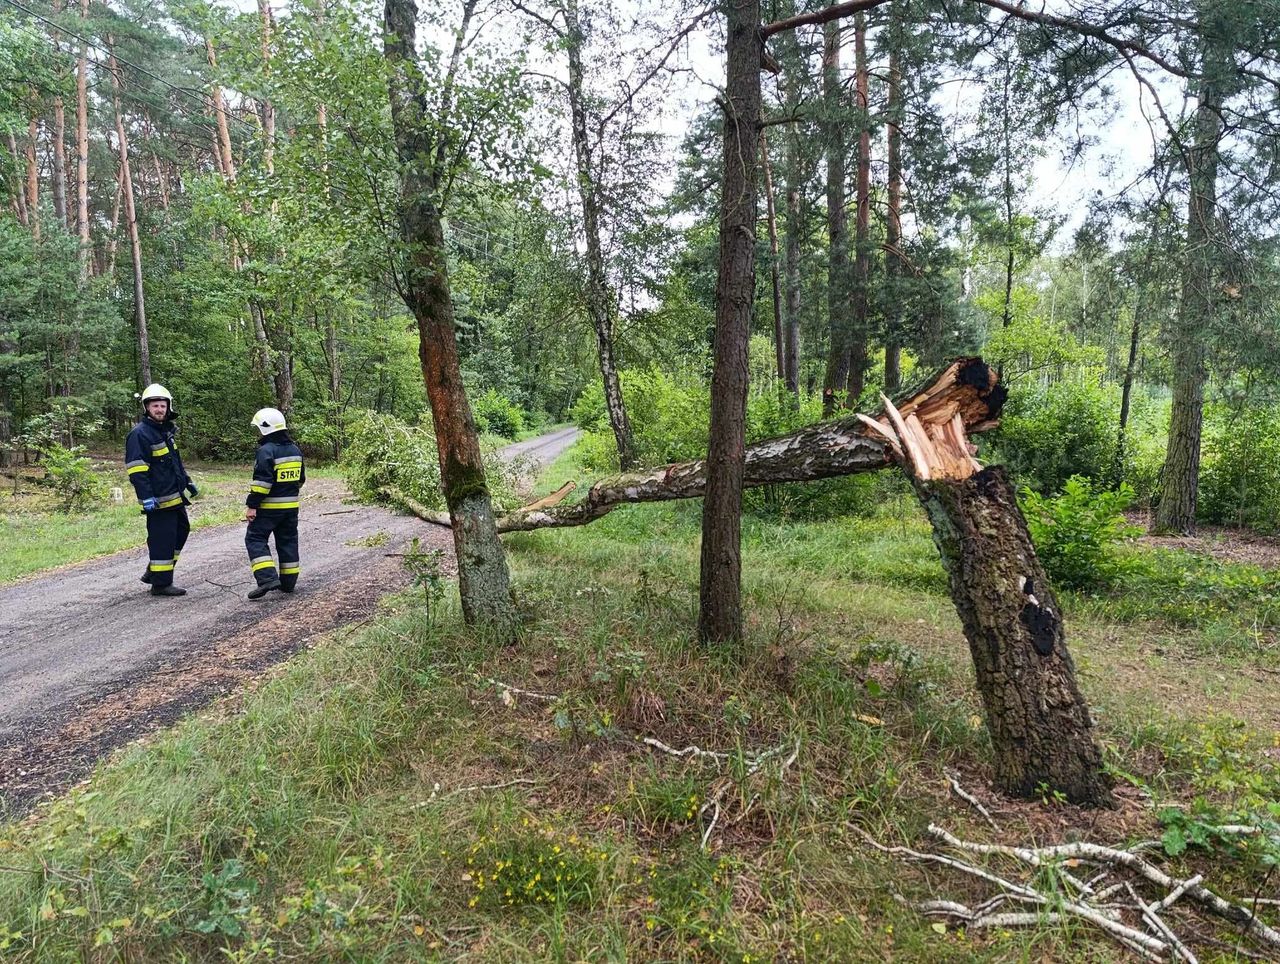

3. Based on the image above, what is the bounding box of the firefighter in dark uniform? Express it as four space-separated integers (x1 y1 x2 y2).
124 383 198 596
244 407 305 600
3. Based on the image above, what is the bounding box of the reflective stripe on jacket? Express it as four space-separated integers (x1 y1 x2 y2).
124 418 191 506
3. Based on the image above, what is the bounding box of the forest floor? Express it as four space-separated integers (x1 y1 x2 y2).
1 442 1278 961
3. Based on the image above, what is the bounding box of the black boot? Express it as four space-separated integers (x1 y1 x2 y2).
150 584 187 597
248 579 281 600
141 568 152 584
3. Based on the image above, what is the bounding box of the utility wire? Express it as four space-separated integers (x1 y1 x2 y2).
0 0 255 133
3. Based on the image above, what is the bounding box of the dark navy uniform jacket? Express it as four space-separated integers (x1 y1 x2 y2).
247 431 305 512
124 417 192 508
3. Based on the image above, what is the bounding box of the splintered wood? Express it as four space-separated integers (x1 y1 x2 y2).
868 357 997 481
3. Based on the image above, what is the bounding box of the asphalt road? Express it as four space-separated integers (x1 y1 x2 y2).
0 427 579 816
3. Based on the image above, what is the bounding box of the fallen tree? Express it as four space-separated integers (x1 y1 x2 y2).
388 358 1001 533
388 358 1113 806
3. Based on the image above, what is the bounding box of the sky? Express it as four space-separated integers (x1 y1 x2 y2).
216 0 1182 250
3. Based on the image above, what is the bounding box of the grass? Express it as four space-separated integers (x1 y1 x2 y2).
0 463 343 585
1 443 1279 960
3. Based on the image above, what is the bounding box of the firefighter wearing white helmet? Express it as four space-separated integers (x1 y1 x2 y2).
124 382 198 596
244 406 306 600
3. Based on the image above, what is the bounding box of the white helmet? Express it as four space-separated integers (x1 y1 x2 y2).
139 383 174 416
252 407 287 435
139 383 173 405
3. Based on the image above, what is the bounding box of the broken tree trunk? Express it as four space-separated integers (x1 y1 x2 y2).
875 388 1115 808
398 359 998 535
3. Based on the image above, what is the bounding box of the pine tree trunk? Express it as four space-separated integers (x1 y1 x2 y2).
25 118 39 241
783 177 802 396
698 0 760 645
258 0 276 176
760 131 785 383
325 310 341 458
105 158 123 279
76 0 89 273
206 39 238 182
846 12 871 406
1154 42 1222 536
821 22 850 417
108 39 151 388
8 133 28 226
778 20 802 397
883 24 903 393
1111 312 1141 486
384 0 515 630
914 466 1114 807
50 6 69 231
564 0 636 471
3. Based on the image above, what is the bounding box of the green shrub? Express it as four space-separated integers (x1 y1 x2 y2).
39 442 106 512
993 378 1118 494
19 404 107 512
1199 403 1280 532
471 388 526 440
1022 475 1139 590
341 412 520 512
572 368 711 470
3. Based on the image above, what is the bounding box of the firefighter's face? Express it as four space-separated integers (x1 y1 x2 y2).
146 399 169 420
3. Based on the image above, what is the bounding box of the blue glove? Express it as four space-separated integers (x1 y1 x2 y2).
141 497 158 513
186 482 199 498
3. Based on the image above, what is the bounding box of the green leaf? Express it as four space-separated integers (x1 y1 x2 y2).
1161 826 1187 857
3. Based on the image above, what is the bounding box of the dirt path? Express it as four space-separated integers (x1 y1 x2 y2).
0 429 578 818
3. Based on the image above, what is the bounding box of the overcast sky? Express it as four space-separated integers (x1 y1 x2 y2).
219 0 1178 249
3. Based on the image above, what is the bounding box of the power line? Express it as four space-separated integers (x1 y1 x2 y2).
0 0 254 133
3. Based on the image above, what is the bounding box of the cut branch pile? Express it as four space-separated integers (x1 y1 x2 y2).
387 357 1005 532
856 823 1280 961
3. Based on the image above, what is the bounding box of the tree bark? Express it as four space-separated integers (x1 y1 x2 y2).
384 0 515 629
1154 35 1223 536
821 22 851 417
205 39 238 182
8 133 28 226
883 20 903 393
564 0 637 471
784 176 802 396
874 378 1112 807
104 157 123 279
1111 311 1141 487
698 0 761 645
258 0 276 176
76 0 90 271
25 117 39 241
108 39 151 388
777 17 803 397
913 466 1114 806
52 96 68 228
999 60 1016 331
846 11 871 405
760 131 785 383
